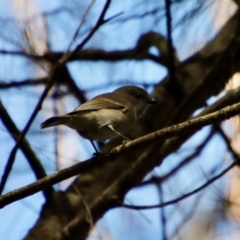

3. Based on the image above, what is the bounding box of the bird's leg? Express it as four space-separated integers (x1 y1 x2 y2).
107 124 130 140
107 124 131 148
90 140 99 156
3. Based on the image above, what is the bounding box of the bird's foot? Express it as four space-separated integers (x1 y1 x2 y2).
93 151 100 157
122 139 130 145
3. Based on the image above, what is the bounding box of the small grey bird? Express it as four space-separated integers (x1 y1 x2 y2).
41 86 156 151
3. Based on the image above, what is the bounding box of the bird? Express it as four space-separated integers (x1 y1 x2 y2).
41 85 157 152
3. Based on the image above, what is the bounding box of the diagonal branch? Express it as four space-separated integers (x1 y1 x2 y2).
135 128 215 188
66 0 96 53
1 0 113 197
60 0 112 63
122 161 237 210
2 100 240 208
0 101 54 199
165 11 240 126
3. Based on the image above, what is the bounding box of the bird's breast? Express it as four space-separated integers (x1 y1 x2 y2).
71 108 136 141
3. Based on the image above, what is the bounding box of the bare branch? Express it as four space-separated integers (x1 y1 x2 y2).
60 0 112 63
122 162 236 210
164 0 176 84
0 101 54 199
0 78 47 89
135 128 214 188
2 0 113 198
66 0 96 53
2 100 240 208
166 12 240 125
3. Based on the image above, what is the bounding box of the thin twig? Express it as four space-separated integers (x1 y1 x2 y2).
164 0 176 84
60 0 112 64
134 128 214 188
65 0 96 54
72 186 93 231
169 191 204 239
157 185 167 240
122 162 236 210
214 124 239 160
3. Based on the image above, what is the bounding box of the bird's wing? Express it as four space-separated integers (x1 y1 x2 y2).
69 95 126 114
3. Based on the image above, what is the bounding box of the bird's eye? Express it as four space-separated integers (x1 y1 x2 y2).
135 92 142 99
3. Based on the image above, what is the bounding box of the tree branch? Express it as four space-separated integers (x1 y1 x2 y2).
135 128 214 188
0 101 54 199
164 0 176 84
0 78 47 89
1 0 112 199
166 11 240 125
121 161 237 210
2 101 240 208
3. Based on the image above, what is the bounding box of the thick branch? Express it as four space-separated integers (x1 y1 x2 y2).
0 32 175 67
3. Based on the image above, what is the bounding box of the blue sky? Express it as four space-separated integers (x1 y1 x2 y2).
0 0 237 239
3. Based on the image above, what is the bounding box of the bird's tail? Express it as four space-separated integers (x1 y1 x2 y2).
40 115 70 129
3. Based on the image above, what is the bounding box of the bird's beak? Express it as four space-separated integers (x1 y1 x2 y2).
149 99 158 104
